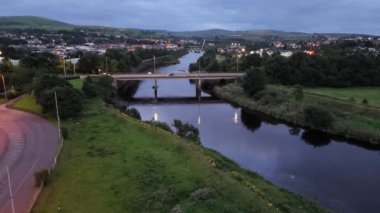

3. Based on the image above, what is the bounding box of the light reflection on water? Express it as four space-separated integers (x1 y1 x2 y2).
128 52 380 213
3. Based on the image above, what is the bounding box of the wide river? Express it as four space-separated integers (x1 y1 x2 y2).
129 52 380 213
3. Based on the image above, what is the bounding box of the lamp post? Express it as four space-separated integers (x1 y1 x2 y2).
1 75 7 101
6 165 15 213
62 57 67 76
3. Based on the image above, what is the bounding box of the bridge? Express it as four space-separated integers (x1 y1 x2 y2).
111 72 244 81
82 72 244 102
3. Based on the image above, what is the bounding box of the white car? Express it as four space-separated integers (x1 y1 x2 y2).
148 72 152 75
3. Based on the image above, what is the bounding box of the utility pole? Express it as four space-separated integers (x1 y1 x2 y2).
106 57 109 73
1 75 7 101
236 55 239 73
63 57 67 76
6 165 15 213
54 92 61 139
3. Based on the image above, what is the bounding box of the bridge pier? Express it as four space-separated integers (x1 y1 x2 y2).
153 79 158 102
195 79 202 101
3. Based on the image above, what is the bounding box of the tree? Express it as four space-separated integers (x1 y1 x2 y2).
242 67 266 96
172 119 200 142
303 105 334 129
293 84 304 101
77 53 102 73
38 86 84 119
82 77 98 98
33 74 71 99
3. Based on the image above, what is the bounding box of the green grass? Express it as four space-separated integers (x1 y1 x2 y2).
31 98 324 213
305 87 380 107
0 98 5 104
69 79 83 90
215 84 380 145
10 94 42 115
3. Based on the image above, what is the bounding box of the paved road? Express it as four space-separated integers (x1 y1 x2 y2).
0 104 60 212
81 72 245 81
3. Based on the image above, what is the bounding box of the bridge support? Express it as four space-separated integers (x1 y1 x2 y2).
195 79 202 101
153 79 158 102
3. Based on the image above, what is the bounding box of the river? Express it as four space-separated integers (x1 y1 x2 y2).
129 52 380 213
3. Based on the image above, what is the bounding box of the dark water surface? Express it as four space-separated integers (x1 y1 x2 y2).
130 52 380 213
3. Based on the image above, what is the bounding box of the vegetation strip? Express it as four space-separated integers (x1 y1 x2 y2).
215 83 380 146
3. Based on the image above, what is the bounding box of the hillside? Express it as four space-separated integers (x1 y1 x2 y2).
0 16 75 30
157 29 312 41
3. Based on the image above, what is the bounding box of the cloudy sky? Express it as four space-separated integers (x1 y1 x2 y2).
1 0 380 34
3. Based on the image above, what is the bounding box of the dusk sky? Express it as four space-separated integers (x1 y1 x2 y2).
1 0 380 34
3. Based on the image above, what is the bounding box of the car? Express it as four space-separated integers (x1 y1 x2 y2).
168 73 175 76
148 72 152 75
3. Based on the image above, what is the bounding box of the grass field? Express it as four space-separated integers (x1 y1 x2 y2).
0 99 5 105
19 96 325 213
69 79 83 90
305 87 380 107
215 84 380 145
10 95 42 115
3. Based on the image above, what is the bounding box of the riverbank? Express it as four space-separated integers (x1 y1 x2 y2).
10 95 325 212
214 83 380 146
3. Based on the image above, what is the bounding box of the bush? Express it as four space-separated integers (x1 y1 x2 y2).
190 187 217 202
125 107 141 120
38 86 84 119
362 98 369 104
61 126 69 139
172 119 200 142
33 74 71 99
34 169 49 187
293 84 304 102
303 105 334 129
82 77 98 98
242 67 266 96
144 120 173 133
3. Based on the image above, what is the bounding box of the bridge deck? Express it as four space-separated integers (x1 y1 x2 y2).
111 72 245 80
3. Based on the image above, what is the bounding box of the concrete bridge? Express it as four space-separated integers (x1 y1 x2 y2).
82 72 244 102
111 72 244 81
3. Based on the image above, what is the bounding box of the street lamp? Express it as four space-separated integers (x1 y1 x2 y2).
1 75 7 101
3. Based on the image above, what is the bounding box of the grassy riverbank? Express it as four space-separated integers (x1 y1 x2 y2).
304 87 380 107
215 84 380 146
9 95 325 212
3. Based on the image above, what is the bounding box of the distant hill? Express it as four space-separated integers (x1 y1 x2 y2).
0 16 75 30
155 29 312 41
2 16 373 41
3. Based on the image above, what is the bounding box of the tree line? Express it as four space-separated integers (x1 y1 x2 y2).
192 47 380 87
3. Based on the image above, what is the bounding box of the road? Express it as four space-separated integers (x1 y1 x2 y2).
0 104 60 212
81 72 245 81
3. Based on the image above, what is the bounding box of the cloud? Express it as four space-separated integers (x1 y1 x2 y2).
1 0 379 34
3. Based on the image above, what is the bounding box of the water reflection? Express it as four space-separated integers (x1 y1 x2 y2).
240 110 262 133
301 130 332 147
289 126 301 136
129 52 380 213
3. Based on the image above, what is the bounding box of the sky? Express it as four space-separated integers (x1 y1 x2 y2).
1 0 380 35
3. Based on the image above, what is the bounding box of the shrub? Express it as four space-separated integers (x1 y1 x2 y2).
61 126 69 139
292 84 304 102
144 120 173 133
82 77 98 98
172 119 200 142
190 187 217 202
34 169 49 187
125 107 141 120
303 105 334 129
33 74 71 99
242 67 266 96
362 98 369 104
38 86 84 119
